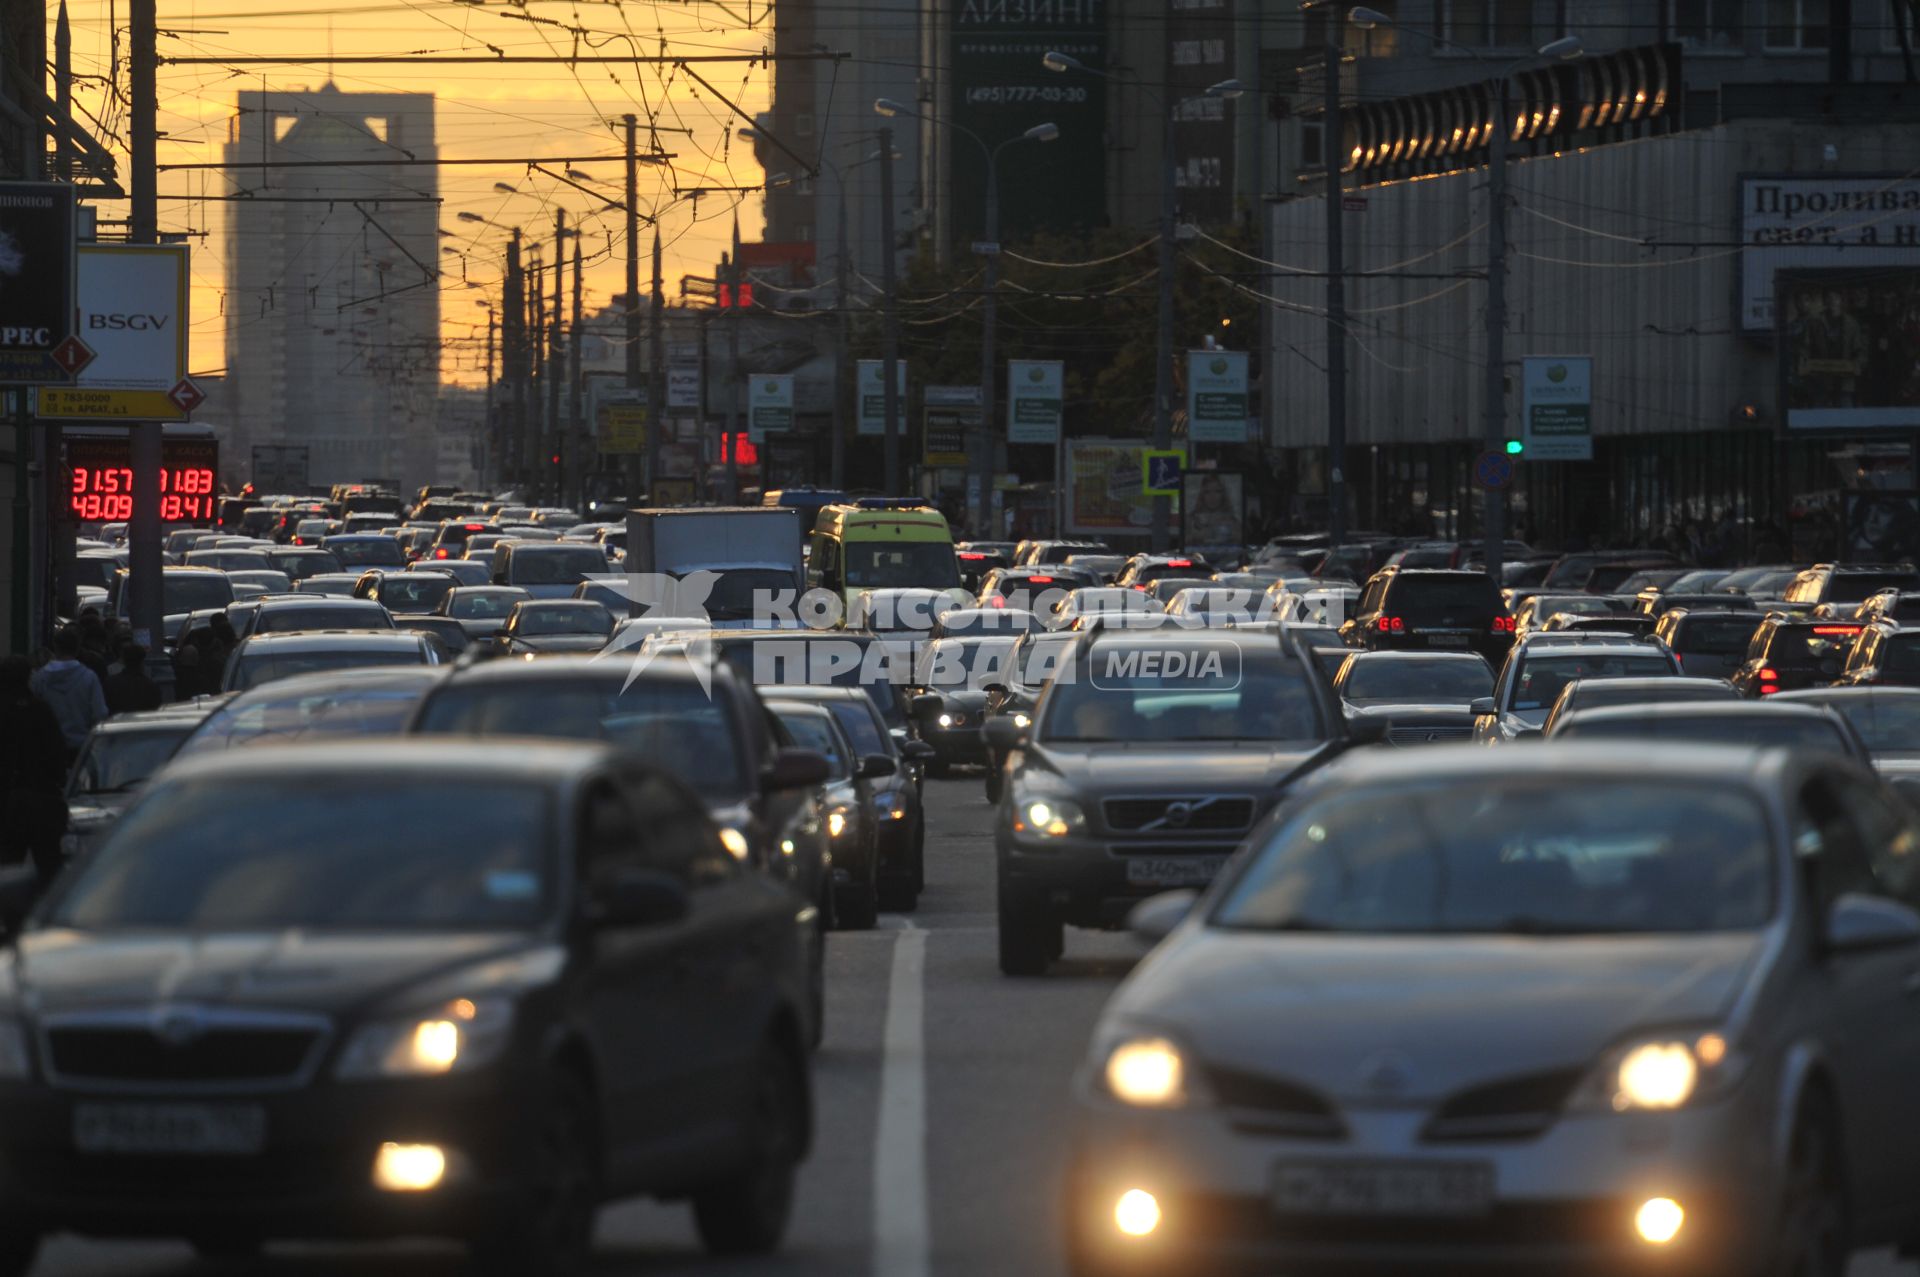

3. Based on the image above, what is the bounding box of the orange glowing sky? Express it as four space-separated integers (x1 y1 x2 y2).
55 0 774 386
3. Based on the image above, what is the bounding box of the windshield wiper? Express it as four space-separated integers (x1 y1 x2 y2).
1484 916 1633 936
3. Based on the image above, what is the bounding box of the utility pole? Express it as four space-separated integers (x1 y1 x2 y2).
505 232 526 493
483 306 497 489
877 125 902 495
726 224 743 501
624 113 643 503
1323 43 1348 551
1150 104 1176 552
126 0 164 655
833 178 850 492
548 210 566 505
976 164 1001 539
569 239 583 511
649 225 667 504
1482 80 1509 584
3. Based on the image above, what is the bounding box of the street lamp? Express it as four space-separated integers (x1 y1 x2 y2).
1343 8 1581 583
491 182 519 195
876 98 1058 535
456 211 487 224
1043 57 1244 550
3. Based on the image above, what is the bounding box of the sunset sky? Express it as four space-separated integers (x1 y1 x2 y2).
55 0 775 386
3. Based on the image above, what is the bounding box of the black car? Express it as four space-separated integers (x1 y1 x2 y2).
908 635 1022 772
765 701 896 930
1329 649 1494 746
1341 566 1514 665
62 705 224 858
1780 562 1920 610
1547 700 1870 761
1730 615 1866 697
1834 621 1920 689
1653 607 1766 680
490 600 616 657
695 629 917 741
1538 674 1740 735
1774 685 1920 761
981 630 1082 802
986 625 1366 975
0 741 813 1273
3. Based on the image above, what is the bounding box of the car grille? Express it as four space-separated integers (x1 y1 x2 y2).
1385 725 1473 746
43 1011 329 1092
1203 1063 1346 1140
1420 1067 1585 1142
1104 795 1256 834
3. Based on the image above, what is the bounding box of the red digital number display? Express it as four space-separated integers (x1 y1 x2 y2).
64 437 219 525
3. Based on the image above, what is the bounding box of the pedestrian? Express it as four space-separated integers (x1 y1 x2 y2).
103 643 163 716
207 612 238 667
0 656 70 882
30 629 107 764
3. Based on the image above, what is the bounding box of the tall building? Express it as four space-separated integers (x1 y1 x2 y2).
223 85 441 487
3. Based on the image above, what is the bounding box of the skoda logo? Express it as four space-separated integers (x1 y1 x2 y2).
153 1007 205 1048
1359 1051 1413 1096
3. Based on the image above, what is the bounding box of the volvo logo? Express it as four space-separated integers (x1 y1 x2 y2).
1161 801 1194 828
1141 796 1218 832
1359 1051 1413 1097
152 1007 206 1048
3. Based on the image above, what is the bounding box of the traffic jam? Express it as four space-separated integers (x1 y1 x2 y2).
14 488 1920 1277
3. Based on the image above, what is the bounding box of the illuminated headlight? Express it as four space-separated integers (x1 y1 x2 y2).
938 714 955 728
827 810 849 839
1572 1030 1741 1112
1012 794 1086 839
718 827 751 860
1012 712 1032 729
0 1019 31 1081
1099 1034 1206 1109
336 997 514 1079
875 791 908 820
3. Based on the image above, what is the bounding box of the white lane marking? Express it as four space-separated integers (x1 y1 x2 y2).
872 925 930 1277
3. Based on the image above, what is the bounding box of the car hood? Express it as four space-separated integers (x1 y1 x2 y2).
507 633 609 653
1118 932 1762 1104
1029 741 1331 794
12 930 540 1019
1344 702 1476 721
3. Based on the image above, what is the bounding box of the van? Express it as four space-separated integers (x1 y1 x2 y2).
763 487 848 534
808 499 965 617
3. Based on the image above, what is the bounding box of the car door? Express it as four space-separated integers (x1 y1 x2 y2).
1792 770 1920 1225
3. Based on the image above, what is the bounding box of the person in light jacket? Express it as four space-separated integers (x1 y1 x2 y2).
30 629 107 765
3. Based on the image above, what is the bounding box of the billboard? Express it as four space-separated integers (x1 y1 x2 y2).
1007 359 1062 444
1182 471 1243 547
1779 269 1920 431
38 244 193 420
1520 356 1593 460
924 385 978 468
1186 350 1248 443
1740 176 1920 333
0 181 76 386
1065 438 1180 536
949 0 1106 247
857 359 907 437
748 373 794 442
1166 0 1236 226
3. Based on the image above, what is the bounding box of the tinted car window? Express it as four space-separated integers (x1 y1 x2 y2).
52 778 552 930
845 541 961 590
70 729 191 795
776 713 851 779
823 700 887 755
1676 617 1761 654
323 538 405 568
1217 780 1773 933
159 574 233 615
378 576 455 612
516 605 614 636
1388 575 1498 623
509 547 609 586
1883 637 1920 673
1830 572 1920 604
178 684 430 756
1043 644 1323 744
1343 657 1492 702
1819 696 1920 752
1765 626 1859 667
1557 714 1850 753
253 605 392 635
230 644 427 691
1511 653 1674 711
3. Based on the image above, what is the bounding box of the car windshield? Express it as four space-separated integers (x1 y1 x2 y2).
1511 654 1673 711
253 606 390 635
845 541 961 590
1557 713 1849 752
704 568 798 622
1042 644 1323 743
325 538 404 568
378 576 455 612
177 684 431 756
511 547 611 586
1677 617 1761 654
516 605 613 637
230 645 425 691
1017 634 1077 685
1215 780 1774 934
1831 572 1920 604
50 777 552 931
448 590 527 619
1344 657 1492 703
917 637 1018 690
160 575 233 615
416 680 749 800
1816 695 1920 751
70 728 191 796
776 713 851 779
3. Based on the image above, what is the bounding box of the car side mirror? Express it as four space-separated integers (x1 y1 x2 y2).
857 753 898 780
982 682 1008 698
589 867 690 929
983 715 1029 752
1128 889 1199 943
910 692 944 717
762 747 831 792
1468 697 1496 717
1825 893 1920 954
901 739 937 762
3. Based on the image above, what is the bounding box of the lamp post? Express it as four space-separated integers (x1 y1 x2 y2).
1347 7 1581 583
877 100 1058 536
1042 55 1242 552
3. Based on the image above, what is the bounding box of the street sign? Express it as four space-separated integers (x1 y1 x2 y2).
1007 359 1062 445
666 365 701 410
1473 450 1515 490
1186 350 1249 443
1520 356 1594 461
923 385 978 468
1142 449 1186 496
748 373 794 443
856 360 906 437
0 182 77 386
51 336 95 377
971 240 1001 256
36 245 191 420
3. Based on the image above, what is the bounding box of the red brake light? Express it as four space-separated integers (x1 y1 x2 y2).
1167 559 1193 568
1812 625 1861 636
959 552 985 561
463 523 484 531
1492 616 1516 633
435 548 449 559
1759 667 1779 680
1378 616 1404 633
1028 575 1055 584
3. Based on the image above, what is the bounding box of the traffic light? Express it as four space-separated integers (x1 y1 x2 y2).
1504 438 1525 456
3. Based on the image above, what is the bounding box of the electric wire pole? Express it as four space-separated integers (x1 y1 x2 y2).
624 114 643 503
126 0 163 656
877 125 902 495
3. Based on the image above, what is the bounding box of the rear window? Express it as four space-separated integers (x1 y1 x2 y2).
1675 617 1761 654
508 547 608 586
378 576 456 611
1886 637 1920 673
230 644 427 691
1830 572 1920 604
1765 626 1861 666
1559 714 1849 754
1389 575 1498 623
157 574 234 616
517 605 613 636
324 538 405 568
1512 653 1674 711
253 606 391 635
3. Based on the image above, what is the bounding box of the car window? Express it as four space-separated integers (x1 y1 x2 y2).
579 780 642 869
1830 773 1920 910
825 699 888 755
1509 654 1674 712
1796 776 1883 917
777 711 852 779
1042 644 1323 744
629 772 735 886
1679 617 1761 654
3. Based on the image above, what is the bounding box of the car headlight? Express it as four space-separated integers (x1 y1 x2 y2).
827 809 849 839
874 790 908 819
1096 1032 1209 1109
718 827 751 860
1011 793 1086 839
0 1019 31 1081
336 997 515 1080
1012 711 1032 729
1571 1029 1743 1112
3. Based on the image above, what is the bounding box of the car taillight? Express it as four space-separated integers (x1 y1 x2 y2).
1167 559 1193 568
1491 616 1516 633
959 552 985 561
1132 584 1148 592
435 548 449 559
989 596 1006 609
1377 616 1404 633
1812 625 1861 636
463 522 484 531
1029 575 1055 584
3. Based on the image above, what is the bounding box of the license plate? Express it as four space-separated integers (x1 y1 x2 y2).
1124 856 1227 887
74 1103 267 1156
1273 1160 1493 1217
1428 634 1470 647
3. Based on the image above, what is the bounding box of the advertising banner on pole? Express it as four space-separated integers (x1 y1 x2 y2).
666 365 701 410
1186 350 1249 443
923 385 979 468
0 181 77 387
1064 439 1180 537
856 359 906 437
1006 359 1062 444
749 373 794 443
38 244 193 420
1520 356 1593 461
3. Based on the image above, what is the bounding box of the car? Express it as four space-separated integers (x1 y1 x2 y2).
988 626 1367 975
1715 564 1802 596
319 533 407 572
222 631 441 692
393 615 471 658
358 570 458 616
1613 567 1693 594
1341 567 1514 666
1512 592 1629 640
1062 553 1129 582
1539 675 1739 737
1729 615 1865 697
1015 539 1113 567
0 740 813 1271
759 684 930 911
231 595 395 639
1541 611 1659 638
1161 586 1268 626
438 585 533 639
424 519 500 563
1140 577 1217 610
1265 584 1359 629
112 566 235 647
491 542 613 601
691 629 919 741
977 566 1094 612
263 547 343 581
1113 555 1211 591
292 573 366 598
1547 700 1870 759
413 558 492 587
1330 649 1494 746
1773 686 1920 763
183 549 274 574
224 570 293 597
931 606 1044 640
766 701 896 930
848 587 958 643
1853 589 1920 625
603 612 707 654
1513 629 1655 650
175 666 446 758
1539 548 1680 591
980 630 1081 801
60 704 224 859
1833 620 1920 688
1635 590 1759 620
1653 608 1766 680
491 600 617 657
1473 641 1681 744
1049 587 1162 632
908 635 1020 772
1781 562 1920 610
1066 742 1920 1277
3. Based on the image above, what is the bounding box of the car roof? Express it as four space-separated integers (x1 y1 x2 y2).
1517 641 1667 659
158 737 616 786
434 651 707 687
1565 701 1836 723
1317 739 1792 790
224 665 447 701
517 598 607 610
235 632 426 651
91 709 211 734
256 595 383 611
1345 649 1489 663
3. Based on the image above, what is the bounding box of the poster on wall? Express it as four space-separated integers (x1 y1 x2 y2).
1181 471 1243 547
1740 175 1920 333
1065 439 1180 537
1844 491 1920 563
1779 268 1920 431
